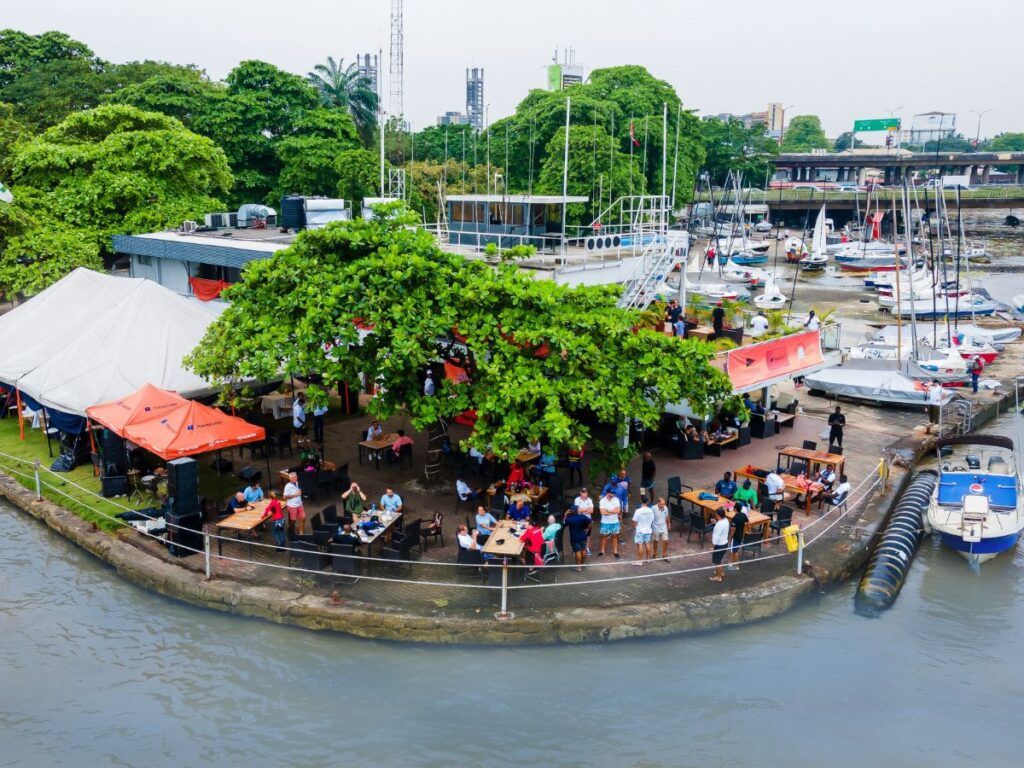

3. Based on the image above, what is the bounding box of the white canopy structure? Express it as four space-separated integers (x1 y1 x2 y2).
0 268 223 416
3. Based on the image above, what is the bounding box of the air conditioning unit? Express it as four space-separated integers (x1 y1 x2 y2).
204 213 225 228
225 212 238 228
181 220 198 234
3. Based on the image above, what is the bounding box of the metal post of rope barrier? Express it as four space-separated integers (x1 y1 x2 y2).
33 459 41 501
203 529 211 580
496 557 513 621
796 530 805 576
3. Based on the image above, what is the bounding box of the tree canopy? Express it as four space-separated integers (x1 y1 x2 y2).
186 209 736 468
781 115 830 152
1 104 231 296
307 56 377 145
698 117 779 185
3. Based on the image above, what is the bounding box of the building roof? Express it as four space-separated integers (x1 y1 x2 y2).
445 194 589 204
136 229 295 250
113 228 294 270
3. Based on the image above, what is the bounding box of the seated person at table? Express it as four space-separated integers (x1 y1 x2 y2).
456 524 478 550
507 498 531 522
764 468 787 511
341 481 367 519
822 474 851 506
519 520 544 569
380 488 404 514
815 465 837 491
388 430 414 463
225 491 249 517
733 479 758 508
506 462 526 489
743 393 765 416
682 420 709 444
715 471 738 499
526 438 542 455
456 476 481 502
243 478 264 504
332 523 362 547
542 514 562 560
365 420 384 461
474 506 497 547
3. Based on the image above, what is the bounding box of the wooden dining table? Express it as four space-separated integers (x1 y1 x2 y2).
777 447 845 476
681 489 770 540
734 466 824 516
214 498 272 556
278 460 337 488
482 519 526 557
358 432 399 469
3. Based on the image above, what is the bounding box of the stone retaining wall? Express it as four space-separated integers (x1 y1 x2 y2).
0 466 901 645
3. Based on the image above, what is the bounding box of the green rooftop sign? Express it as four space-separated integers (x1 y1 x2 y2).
853 118 901 132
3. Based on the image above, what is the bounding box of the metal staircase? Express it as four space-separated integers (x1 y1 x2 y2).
616 231 689 311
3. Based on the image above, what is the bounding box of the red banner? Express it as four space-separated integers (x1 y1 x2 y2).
725 330 824 393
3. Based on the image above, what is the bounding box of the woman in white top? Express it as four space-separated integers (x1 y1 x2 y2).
710 508 731 582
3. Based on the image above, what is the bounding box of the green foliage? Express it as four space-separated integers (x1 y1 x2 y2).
986 132 1024 152
0 101 27 178
187 210 737 467
411 124 475 164
833 131 868 152
535 124 643 225
335 148 385 204
923 133 974 153
781 115 830 152
274 108 360 199
2 104 231 295
500 244 537 261
0 29 95 88
108 70 223 127
406 159 491 224
307 56 377 145
699 117 779 185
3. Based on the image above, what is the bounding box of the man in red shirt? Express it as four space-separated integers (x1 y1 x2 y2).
519 521 544 570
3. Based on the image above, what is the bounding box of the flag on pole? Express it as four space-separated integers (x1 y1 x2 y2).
629 121 641 148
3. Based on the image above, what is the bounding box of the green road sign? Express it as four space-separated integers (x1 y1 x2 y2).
853 118 901 132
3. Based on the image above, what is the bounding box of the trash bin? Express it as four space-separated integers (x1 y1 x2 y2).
783 524 800 553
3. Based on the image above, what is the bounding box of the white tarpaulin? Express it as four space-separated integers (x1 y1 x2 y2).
0 268 223 415
804 360 953 407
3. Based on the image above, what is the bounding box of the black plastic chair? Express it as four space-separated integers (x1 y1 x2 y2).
802 440 818 451
316 469 335 497
275 430 293 457
330 543 360 577
687 511 715 547
666 475 682 503
332 463 351 491
789 461 807 477
297 471 318 502
397 442 414 468
740 530 763 560
420 514 444 549
770 505 794 541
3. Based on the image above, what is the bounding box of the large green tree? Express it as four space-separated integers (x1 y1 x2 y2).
274 108 361 199
781 115 830 152
0 29 95 88
1 104 231 296
307 56 377 145
106 69 223 127
186 210 736 467
699 117 779 185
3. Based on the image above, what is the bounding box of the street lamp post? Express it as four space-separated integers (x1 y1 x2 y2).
970 109 993 147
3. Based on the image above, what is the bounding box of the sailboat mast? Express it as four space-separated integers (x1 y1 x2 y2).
902 180 919 353
891 190 902 360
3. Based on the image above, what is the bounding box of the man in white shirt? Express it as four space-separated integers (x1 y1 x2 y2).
631 501 655 565
292 392 307 436
824 474 852 507
650 496 671 560
597 489 622 559
765 469 786 512
804 310 820 331
456 524 477 550
380 488 403 514
710 508 731 582
927 380 942 424
456 477 480 502
750 310 769 338
282 471 305 535
574 488 595 555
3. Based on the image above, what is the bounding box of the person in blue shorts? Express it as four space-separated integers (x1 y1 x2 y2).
597 488 622 558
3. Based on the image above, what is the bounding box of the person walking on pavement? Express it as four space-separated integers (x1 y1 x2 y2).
970 356 984 394
828 406 846 449
712 303 725 338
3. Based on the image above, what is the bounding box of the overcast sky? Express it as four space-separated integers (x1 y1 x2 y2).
6 0 1017 139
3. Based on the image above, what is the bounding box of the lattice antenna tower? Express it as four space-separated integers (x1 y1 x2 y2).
389 0 404 124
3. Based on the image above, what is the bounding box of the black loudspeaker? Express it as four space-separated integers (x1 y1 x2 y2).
101 475 129 497
165 511 203 557
167 457 199 518
100 430 126 474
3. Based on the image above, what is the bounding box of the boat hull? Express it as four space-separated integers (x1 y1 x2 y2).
936 530 1022 563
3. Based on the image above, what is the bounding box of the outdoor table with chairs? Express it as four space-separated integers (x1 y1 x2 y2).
352 508 403 554
214 498 272 557
278 460 338 488
679 489 771 541
483 481 549 511
481 519 527 557
776 446 845 477
734 465 825 516
259 392 293 420
358 432 399 469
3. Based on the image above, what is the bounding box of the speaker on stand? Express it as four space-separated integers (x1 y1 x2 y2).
165 458 202 557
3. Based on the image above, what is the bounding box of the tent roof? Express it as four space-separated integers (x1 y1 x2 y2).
85 383 186 433
0 269 224 416
120 398 265 460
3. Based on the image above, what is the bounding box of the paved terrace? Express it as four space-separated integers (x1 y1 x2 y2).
105 393 903 618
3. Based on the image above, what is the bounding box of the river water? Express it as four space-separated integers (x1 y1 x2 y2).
3 421 1023 767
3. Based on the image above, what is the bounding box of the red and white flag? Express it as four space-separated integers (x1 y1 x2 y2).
629 120 641 148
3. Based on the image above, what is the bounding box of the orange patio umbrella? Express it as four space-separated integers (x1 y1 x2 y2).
86 383 187 433
122 399 265 461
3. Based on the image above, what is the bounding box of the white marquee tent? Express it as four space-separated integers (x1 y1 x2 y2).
0 268 224 417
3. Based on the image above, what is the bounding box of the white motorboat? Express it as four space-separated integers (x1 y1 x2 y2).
720 259 773 287
804 359 954 406
927 434 1024 568
892 293 997 320
877 284 968 309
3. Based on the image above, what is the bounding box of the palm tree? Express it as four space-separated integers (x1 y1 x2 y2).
307 56 378 144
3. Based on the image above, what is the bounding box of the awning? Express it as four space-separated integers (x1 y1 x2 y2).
725 330 827 394
86 383 185 433
87 386 265 460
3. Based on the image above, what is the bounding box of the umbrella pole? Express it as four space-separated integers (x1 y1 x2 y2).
16 388 24 441
217 449 223 508
42 409 53 458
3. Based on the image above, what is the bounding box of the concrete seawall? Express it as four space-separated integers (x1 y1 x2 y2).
0 462 904 644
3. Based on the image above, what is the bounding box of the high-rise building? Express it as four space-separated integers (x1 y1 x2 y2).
437 111 469 127
355 53 379 99
546 48 584 91
466 68 484 132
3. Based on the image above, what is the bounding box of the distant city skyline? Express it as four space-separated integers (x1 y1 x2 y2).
5 0 1018 139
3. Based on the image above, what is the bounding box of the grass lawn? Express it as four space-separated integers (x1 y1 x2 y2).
0 415 244 533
